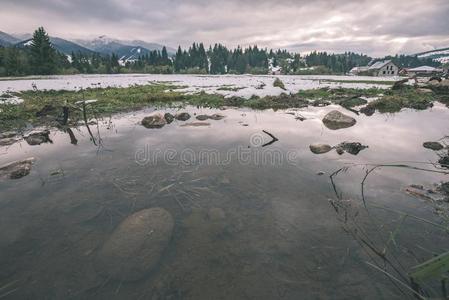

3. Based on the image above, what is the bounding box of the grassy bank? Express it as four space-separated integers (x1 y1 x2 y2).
0 83 445 132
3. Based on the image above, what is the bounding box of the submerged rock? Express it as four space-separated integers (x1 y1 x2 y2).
195 114 225 121
423 141 444 151
0 157 35 180
142 114 166 129
164 113 174 124
96 208 174 281
309 144 332 154
196 114 209 121
322 110 356 130
209 114 225 121
24 130 52 146
0 131 18 139
360 106 375 116
175 112 191 121
335 142 368 155
0 137 19 146
180 122 211 127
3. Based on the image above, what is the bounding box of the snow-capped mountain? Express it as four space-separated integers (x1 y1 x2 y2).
75 35 175 56
15 37 94 55
0 31 20 46
416 47 449 64
74 35 176 64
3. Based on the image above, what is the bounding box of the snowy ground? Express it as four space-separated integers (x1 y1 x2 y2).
0 74 400 102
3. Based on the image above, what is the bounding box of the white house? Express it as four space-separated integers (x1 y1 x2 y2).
367 60 399 76
349 60 398 76
349 66 369 76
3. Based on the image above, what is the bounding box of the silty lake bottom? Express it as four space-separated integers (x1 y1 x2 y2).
0 103 448 299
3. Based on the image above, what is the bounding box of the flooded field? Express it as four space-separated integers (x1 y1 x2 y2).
0 100 448 299
0 74 398 101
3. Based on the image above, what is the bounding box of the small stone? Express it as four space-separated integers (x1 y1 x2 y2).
317 171 325 176
417 88 433 94
180 122 211 127
0 137 18 146
164 113 174 124
336 142 369 155
142 114 166 129
175 112 191 121
24 130 52 146
95 208 174 281
322 110 357 130
423 141 444 151
0 157 35 180
196 115 209 121
209 114 225 121
309 144 332 154
0 131 18 139
360 106 375 116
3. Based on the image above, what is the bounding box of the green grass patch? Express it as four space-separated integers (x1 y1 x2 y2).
0 83 443 131
273 78 286 90
216 85 245 92
366 86 434 113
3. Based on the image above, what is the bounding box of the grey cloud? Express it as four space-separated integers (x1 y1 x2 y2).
0 0 448 56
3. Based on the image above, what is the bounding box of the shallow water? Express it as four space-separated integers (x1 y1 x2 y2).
0 74 397 100
0 104 448 299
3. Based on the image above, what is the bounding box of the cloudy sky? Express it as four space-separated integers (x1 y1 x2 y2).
1 0 448 56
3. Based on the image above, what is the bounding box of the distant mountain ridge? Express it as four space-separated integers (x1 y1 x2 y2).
0 31 20 46
1 30 175 60
415 47 449 64
15 37 95 55
75 35 176 56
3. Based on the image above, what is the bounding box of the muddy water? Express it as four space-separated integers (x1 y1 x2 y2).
0 104 448 299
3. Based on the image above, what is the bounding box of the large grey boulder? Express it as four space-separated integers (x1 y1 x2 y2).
95 208 174 281
141 114 167 129
0 157 35 180
322 110 356 130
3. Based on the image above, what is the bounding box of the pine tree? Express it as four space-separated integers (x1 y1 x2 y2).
161 46 170 65
29 27 57 74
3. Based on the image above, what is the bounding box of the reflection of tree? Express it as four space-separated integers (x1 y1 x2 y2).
66 128 78 145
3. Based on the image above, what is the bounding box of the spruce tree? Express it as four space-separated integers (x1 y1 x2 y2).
29 27 57 75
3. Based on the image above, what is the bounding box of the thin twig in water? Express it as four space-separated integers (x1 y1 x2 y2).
262 130 279 147
366 262 426 300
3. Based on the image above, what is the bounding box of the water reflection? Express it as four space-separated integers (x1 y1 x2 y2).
0 105 448 299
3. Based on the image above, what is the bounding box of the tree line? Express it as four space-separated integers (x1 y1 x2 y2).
0 27 444 77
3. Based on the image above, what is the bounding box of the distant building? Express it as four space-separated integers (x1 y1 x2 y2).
269 66 282 75
406 66 444 77
367 60 399 76
349 60 398 76
349 66 369 76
